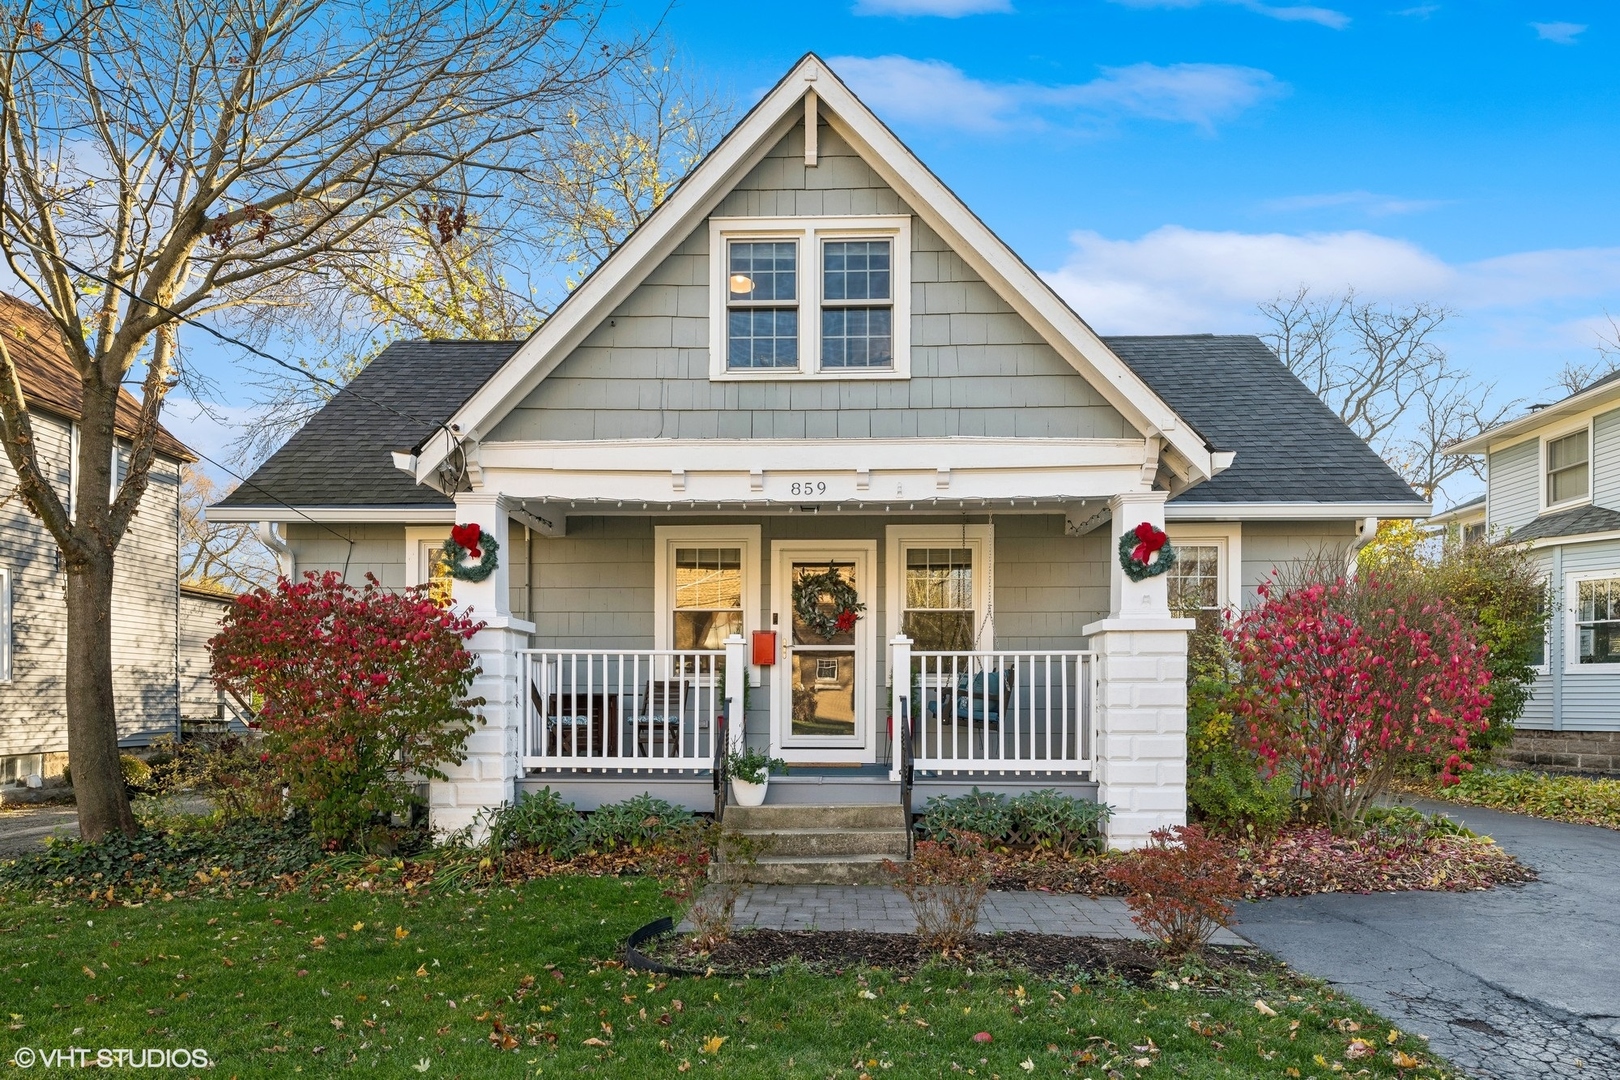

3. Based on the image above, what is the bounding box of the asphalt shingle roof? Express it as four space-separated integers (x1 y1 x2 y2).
1104 334 1424 506
216 340 519 510
219 333 1422 512
1508 504 1620 543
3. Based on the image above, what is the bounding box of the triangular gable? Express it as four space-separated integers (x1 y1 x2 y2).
413 54 1216 486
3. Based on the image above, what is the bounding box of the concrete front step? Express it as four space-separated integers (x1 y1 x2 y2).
725 803 906 831
730 854 899 886
747 826 910 858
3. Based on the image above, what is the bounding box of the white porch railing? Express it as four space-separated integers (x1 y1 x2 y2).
891 637 1096 776
520 647 743 772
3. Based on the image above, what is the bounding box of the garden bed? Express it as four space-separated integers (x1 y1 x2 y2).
640 925 1269 983
985 823 1534 898
1405 768 1620 831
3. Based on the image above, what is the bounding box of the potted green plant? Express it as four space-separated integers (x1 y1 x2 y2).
726 746 786 807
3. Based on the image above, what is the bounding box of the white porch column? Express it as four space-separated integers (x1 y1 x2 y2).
723 634 748 755
432 494 535 840
889 634 912 782
1082 491 1194 851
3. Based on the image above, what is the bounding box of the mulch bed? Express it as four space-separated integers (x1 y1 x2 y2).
985 825 1535 899
641 927 1270 984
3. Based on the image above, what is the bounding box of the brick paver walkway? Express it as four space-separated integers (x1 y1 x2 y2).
681 884 1245 944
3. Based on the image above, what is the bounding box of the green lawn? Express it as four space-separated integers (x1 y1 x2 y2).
0 877 1456 1078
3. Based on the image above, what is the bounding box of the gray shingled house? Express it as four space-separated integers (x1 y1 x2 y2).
211 55 1426 858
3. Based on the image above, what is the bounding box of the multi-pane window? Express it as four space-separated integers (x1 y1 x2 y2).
821 239 893 370
1167 544 1223 636
1546 429 1591 506
726 241 798 370
902 548 975 651
1576 577 1620 665
673 548 744 651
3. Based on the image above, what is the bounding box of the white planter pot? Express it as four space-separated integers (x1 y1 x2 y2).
731 778 768 807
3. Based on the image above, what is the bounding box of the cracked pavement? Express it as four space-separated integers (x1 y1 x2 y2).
1233 798 1620 1079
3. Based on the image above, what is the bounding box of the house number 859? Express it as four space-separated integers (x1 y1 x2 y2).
789 481 828 496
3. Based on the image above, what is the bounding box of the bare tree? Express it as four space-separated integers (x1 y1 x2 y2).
179 468 278 593
1548 313 1620 397
1257 287 1517 504
0 0 641 840
235 47 731 465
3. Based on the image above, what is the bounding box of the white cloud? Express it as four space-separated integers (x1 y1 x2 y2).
853 0 1012 15
1042 225 1620 333
828 55 1284 134
1261 190 1447 216
1106 0 1349 30
1397 4 1440 16
1532 21 1586 45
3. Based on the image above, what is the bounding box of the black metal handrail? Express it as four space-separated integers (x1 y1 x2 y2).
899 694 914 858
713 700 729 825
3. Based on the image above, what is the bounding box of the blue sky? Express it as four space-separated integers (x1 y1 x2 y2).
169 0 1619 500
660 0 1619 402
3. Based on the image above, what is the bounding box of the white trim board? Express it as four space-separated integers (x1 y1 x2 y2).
412 53 1218 489
206 506 458 524
1164 501 1430 521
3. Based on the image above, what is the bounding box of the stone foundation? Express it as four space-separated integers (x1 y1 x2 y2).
1501 730 1620 775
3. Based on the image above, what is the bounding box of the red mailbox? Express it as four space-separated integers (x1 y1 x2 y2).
751 630 777 666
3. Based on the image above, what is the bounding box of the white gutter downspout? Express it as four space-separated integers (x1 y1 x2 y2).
257 521 294 579
1347 516 1379 574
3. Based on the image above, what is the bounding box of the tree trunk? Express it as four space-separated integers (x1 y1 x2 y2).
64 544 137 840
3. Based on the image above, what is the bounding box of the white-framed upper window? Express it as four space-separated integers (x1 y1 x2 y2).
1567 570 1620 671
709 215 911 381
654 526 761 669
884 524 993 656
0 566 12 683
1164 524 1242 633
1543 422 1592 511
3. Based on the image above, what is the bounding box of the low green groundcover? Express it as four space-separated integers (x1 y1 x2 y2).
0 876 1458 1078
1422 767 1620 831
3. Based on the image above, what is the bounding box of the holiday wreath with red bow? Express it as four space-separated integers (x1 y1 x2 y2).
1118 521 1177 582
443 522 500 583
792 565 865 640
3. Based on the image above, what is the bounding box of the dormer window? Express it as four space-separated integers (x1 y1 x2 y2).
710 216 910 380
1544 426 1591 509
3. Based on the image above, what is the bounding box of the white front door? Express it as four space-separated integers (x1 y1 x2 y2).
770 541 878 764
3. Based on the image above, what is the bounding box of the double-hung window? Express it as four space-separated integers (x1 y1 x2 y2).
885 525 992 657
654 526 761 673
1545 426 1591 508
711 216 910 380
1571 573 1620 668
1167 544 1224 637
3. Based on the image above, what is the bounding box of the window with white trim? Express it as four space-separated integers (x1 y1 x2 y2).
1528 584 1548 672
885 525 992 655
710 216 911 380
1545 427 1591 508
1573 574 1620 667
654 526 761 668
1167 544 1223 636
0 566 11 682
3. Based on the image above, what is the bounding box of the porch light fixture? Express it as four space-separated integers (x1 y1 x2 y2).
728 273 754 295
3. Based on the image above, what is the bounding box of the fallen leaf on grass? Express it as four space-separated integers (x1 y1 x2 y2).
1392 1050 1421 1068
972 1032 992 1043
1254 999 1277 1016
700 1035 727 1054
582 1037 609 1047
1346 1039 1375 1060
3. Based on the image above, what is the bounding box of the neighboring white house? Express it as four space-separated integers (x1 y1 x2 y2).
1448 370 1620 774
0 293 216 785
211 55 1428 849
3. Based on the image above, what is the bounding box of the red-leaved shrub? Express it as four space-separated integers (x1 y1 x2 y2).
210 572 484 846
887 831 990 953
1225 575 1494 825
1104 824 1241 956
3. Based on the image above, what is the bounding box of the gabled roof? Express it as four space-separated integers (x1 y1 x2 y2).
215 335 1425 517
214 341 518 512
1449 365 1620 455
1 292 193 461
410 53 1218 488
1508 503 1620 544
1108 336 1426 509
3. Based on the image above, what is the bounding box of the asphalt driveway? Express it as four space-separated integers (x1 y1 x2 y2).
1234 797 1620 1079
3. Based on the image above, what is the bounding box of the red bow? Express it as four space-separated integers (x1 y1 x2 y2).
1130 521 1168 565
451 522 484 559
835 608 858 633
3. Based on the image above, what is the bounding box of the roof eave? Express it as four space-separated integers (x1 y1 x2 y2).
1449 379 1620 455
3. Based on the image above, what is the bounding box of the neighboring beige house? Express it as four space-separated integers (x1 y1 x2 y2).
0 293 209 784
212 55 1427 852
